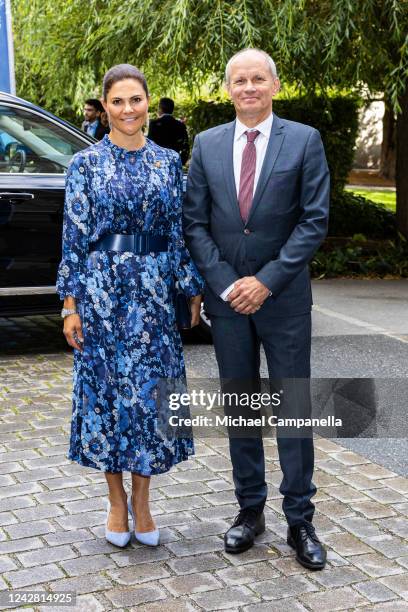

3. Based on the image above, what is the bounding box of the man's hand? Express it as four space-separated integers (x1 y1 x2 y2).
63 314 84 351
228 277 270 314
190 294 202 327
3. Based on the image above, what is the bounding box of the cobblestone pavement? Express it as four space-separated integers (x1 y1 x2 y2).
0 318 408 611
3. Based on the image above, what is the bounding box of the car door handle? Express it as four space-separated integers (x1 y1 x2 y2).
0 192 35 201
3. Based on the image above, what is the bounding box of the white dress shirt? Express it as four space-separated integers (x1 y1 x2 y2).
220 113 274 301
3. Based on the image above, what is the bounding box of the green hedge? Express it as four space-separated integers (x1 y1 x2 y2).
329 191 396 239
179 95 359 193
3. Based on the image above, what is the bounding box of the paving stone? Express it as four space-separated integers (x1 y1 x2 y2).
60 554 116 577
161 571 222 596
0 555 18 573
0 536 44 554
270 557 310 575
252 574 317 600
354 580 399 603
4 519 55 540
166 552 228 576
203 490 238 506
243 601 308 612
154 511 193 528
338 516 383 538
176 519 230 540
166 535 223 558
326 485 369 503
362 601 408 610
191 585 259 610
206 479 234 492
351 500 397 519
4 563 64 588
192 504 238 521
216 560 280 585
159 481 212 498
350 553 406 577
377 517 408 539
351 463 396 480
44 528 94 546
171 467 216 483
129 598 195 612
0 450 41 463
110 545 170 567
0 495 36 512
0 462 24 475
54 511 105 530
17 544 77 568
0 474 16 487
314 500 356 520
365 488 407 504
105 584 166 607
0 511 17 526
74 537 126 556
397 557 408 570
380 573 408 599
35 489 86 504
326 549 350 567
62 497 106 514
158 495 210 513
49 573 112 595
196 455 233 472
381 477 408 494
301 586 368 610
39 475 89 490
222 543 279 566
0 481 43 500
392 503 408 517
312 565 367 587
14 504 65 522
14 467 62 483
66 594 104 612
337 473 387 490
365 535 408 558
107 562 170 585
315 459 355 476
312 512 342 534
22 456 68 470
328 450 370 465
322 532 376 556
314 438 345 453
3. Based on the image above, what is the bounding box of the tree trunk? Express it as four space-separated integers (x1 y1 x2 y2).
396 86 408 238
379 99 396 180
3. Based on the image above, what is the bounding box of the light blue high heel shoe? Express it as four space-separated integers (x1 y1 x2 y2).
128 497 160 546
105 499 131 547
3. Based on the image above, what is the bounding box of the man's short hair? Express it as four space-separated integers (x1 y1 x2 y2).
224 48 278 85
85 98 104 113
159 97 175 114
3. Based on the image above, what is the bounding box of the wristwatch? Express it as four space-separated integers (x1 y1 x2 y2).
61 308 77 318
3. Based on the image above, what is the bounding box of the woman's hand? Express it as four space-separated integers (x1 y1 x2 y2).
190 294 202 327
63 314 84 351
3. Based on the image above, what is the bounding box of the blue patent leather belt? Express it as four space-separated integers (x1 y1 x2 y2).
89 233 168 254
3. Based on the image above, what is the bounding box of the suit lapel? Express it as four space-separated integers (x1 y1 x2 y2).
220 121 242 224
247 115 285 224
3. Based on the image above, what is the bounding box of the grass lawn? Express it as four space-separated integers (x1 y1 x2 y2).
345 187 396 212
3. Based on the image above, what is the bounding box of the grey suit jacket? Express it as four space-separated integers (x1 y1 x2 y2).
183 114 330 318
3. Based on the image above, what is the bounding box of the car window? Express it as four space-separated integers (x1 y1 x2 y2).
0 104 88 174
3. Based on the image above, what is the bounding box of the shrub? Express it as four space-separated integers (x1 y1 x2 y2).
180 95 359 193
329 191 396 239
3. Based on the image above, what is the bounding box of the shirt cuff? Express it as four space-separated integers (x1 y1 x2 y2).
220 282 236 301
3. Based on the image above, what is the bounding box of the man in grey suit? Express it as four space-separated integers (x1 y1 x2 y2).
184 48 329 569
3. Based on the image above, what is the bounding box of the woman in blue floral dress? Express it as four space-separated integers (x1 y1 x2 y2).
56 64 203 547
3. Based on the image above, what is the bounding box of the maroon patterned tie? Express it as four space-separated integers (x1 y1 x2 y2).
238 130 260 223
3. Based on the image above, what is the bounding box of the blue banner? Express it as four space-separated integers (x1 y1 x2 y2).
0 0 15 94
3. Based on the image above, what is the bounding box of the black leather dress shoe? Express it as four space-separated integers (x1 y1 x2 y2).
224 508 265 554
287 523 327 570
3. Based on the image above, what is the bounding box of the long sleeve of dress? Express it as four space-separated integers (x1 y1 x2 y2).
169 156 204 298
56 153 91 300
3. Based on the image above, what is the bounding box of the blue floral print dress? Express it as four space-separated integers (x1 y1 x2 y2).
56 135 204 474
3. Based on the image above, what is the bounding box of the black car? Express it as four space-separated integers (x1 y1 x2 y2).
0 92 211 338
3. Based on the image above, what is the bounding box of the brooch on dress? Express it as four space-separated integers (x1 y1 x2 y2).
155 161 161 168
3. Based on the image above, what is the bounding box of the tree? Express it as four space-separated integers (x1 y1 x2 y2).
12 0 408 235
